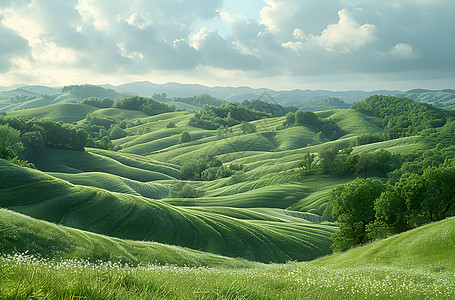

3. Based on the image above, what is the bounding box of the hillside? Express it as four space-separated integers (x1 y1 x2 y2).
1 214 453 299
0 159 336 263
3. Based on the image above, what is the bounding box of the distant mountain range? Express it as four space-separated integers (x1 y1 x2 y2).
0 82 454 111
102 81 399 105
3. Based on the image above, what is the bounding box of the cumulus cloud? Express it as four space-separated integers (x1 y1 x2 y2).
0 0 454 88
388 43 419 59
0 19 30 72
310 9 376 53
191 27 262 70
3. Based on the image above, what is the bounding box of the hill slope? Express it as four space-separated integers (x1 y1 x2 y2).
0 160 335 263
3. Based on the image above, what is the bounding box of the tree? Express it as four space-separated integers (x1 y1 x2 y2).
0 124 23 159
284 112 295 127
166 121 176 128
355 152 379 178
240 121 257 134
318 146 339 173
330 178 386 251
297 150 317 175
178 131 192 144
295 110 320 126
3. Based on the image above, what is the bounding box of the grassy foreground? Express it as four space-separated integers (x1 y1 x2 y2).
2 217 454 299
1 256 452 299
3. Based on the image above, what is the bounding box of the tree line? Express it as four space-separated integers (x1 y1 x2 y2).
329 140 455 251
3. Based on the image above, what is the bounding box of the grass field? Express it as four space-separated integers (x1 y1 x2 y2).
1 100 451 298
1 217 453 299
6 103 98 123
0 159 335 263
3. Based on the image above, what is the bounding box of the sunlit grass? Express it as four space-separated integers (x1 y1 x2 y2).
1 254 452 299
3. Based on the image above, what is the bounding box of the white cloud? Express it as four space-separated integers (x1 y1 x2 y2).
0 0 454 88
388 43 419 59
310 9 376 53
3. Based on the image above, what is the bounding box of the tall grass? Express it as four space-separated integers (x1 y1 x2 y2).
1 254 453 299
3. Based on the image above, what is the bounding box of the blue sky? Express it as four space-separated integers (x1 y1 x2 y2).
0 0 454 91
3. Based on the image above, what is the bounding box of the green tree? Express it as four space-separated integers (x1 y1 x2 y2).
318 146 339 173
166 121 176 128
0 124 23 159
355 152 379 179
330 178 386 251
178 131 192 144
297 150 317 175
240 121 257 134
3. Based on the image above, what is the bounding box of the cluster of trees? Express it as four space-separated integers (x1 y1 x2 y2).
113 96 179 116
352 95 453 143
81 97 114 108
0 115 87 153
0 115 87 167
299 97 349 112
77 113 131 150
297 146 400 178
331 164 455 251
80 95 179 116
63 84 121 100
280 110 343 143
240 99 298 117
170 94 226 107
330 142 455 251
188 103 271 130
180 155 244 181
169 182 204 198
9 94 37 103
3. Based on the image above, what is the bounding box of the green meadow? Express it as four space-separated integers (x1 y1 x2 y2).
1 92 454 299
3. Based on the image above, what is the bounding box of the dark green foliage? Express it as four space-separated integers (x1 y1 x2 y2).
299 97 350 111
295 111 321 127
240 121 257 134
351 95 453 145
421 120 455 148
189 103 271 130
80 97 114 108
279 111 343 142
0 124 23 159
0 115 87 154
113 96 178 116
78 114 127 150
172 94 226 107
318 146 339 174
62 84 122 100
241 99 298 117
166 121 176 128
296 150 317 175
180 155 241 181
330 178 387 251
284 112 295 127
372 166 455 238
330 144 455 250
178 131 191 144
169 182 204 198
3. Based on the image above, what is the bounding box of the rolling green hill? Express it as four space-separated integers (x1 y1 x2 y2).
0 208 254 268
0 92 81 112
0 159 335 263
6 103 98 123
1 90 454 299
1 214 453 299
313 215 455 271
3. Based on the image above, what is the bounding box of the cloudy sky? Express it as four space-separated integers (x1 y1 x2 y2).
0 0 454 90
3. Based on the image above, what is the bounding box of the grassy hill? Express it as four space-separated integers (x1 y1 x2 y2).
313 216 455 272
6 103 98 122
0 92 81 112
1 215 453 299
0 208 254 268
0 159 335 263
